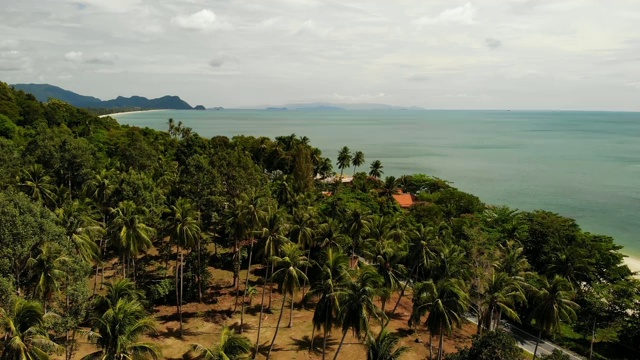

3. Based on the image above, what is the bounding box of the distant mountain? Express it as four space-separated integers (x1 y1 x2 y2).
256 102 425 111
12 83 192 110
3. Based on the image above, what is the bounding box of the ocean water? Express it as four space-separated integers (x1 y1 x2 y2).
113 110 640 257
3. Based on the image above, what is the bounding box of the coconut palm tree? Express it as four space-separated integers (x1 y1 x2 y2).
316 219 349 250
27 242 69 312
365 238 406 316
366 327 409 360
336 146 352 178
411 279 469 360
530 275 579 359
369 160 384 179
352 151 365 176
347 209 370 257
18 164 57 207
111 201 155 279
266 242 309 359
57 199 103 265
333 267 384 360
191 326 253 360
166 198 201 338
307 248 350 359
83 299 160 360
480 272 525 332
237 191 266 333
0 299 60 360
289 208 316 296
92 278 144 317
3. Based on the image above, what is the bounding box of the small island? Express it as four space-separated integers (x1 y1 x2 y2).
193 105 206 110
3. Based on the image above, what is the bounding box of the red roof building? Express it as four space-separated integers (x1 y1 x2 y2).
393 189 416 208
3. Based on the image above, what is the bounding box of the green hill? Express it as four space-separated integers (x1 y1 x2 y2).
12 83 192 110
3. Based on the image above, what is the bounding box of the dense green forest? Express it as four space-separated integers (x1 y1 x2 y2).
1 80 639 360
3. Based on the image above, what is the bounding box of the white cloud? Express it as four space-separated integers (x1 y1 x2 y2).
414 3 476 26
171 9 218 31
0 40 20 50
64 51 84 62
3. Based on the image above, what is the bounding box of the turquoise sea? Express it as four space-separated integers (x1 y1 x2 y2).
113 110 640 257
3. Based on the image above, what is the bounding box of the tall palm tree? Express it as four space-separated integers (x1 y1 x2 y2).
111 201 155 280
366 239 406 316
57 199 103 265
333 267 384 360
166 198 201 338
191 326 253 360
347 209 370 256
480 272 525 332
336 146 352 178
27 242 69 312
0 299 60 360
366 327 409 360
84 168 117 292
530 276 579 359
236 191 266 333
92 278 144 317
18 164 57 207
83 299 160 360
289 208 316 297
411 279 469 360
308 248 350 360
267 242 309 359
351 151 365 176
369 160 384 179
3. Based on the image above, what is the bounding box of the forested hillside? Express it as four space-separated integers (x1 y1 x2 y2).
0 80 639 360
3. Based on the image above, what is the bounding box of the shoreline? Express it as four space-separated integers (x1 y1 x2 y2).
624 256 640 276
98 109 167 118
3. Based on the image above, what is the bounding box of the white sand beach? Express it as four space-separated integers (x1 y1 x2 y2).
99 109 166 118
624 256 640 276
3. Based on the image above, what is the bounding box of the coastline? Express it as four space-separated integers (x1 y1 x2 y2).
98 109 167 118
624 256 640 275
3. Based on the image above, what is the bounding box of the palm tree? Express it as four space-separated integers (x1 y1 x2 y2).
352 151 365 176
84 168 116 292
308 248 350 359
92 278 144 316
111 201 155 279
27 242 69 312
18 164 57 207
411 279 469 360
480 272 525 332
236 191 266 333
166 198 201 338
289 208 316 296
369 160 384 179
336 146 352 178
347 209 370 257
366 327 409 360
267 242 309 359
83 299 160 360
530 276 579 359
191 326 253 360
333 267 384 360
57 199 103 265
0 299 60 360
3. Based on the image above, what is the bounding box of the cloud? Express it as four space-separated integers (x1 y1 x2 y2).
64 51 117 65
414 3 476 26
171 9 218 31
64 51 84 62
0 40 19 50
485 38 502 50
209 58 224 67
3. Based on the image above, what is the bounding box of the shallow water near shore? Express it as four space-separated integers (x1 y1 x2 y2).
114 109 640 258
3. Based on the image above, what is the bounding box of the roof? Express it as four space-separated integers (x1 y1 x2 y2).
393 190 416 208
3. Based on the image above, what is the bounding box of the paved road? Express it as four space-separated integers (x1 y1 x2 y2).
466 315 584 360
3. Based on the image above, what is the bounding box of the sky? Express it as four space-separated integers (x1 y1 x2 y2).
1 0 639 110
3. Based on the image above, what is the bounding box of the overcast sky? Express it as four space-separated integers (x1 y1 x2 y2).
1 0 639 110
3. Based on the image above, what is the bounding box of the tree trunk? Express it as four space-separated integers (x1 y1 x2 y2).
234 239 241 312
309 325 316 353
240 239 254 333
100 238 107 289
429 332 433 360
589 319 596 360
332 330 349 360
175 242 181 323
253 264 269 360
197 236 202 303
179 249 185 338
322 327 328 360
302 248 311 299
267 292 287 359
268 263 274 310
489 308 494 331
387 264 416 327
532 329 542 360
288 291 295 327
437 324 444 360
